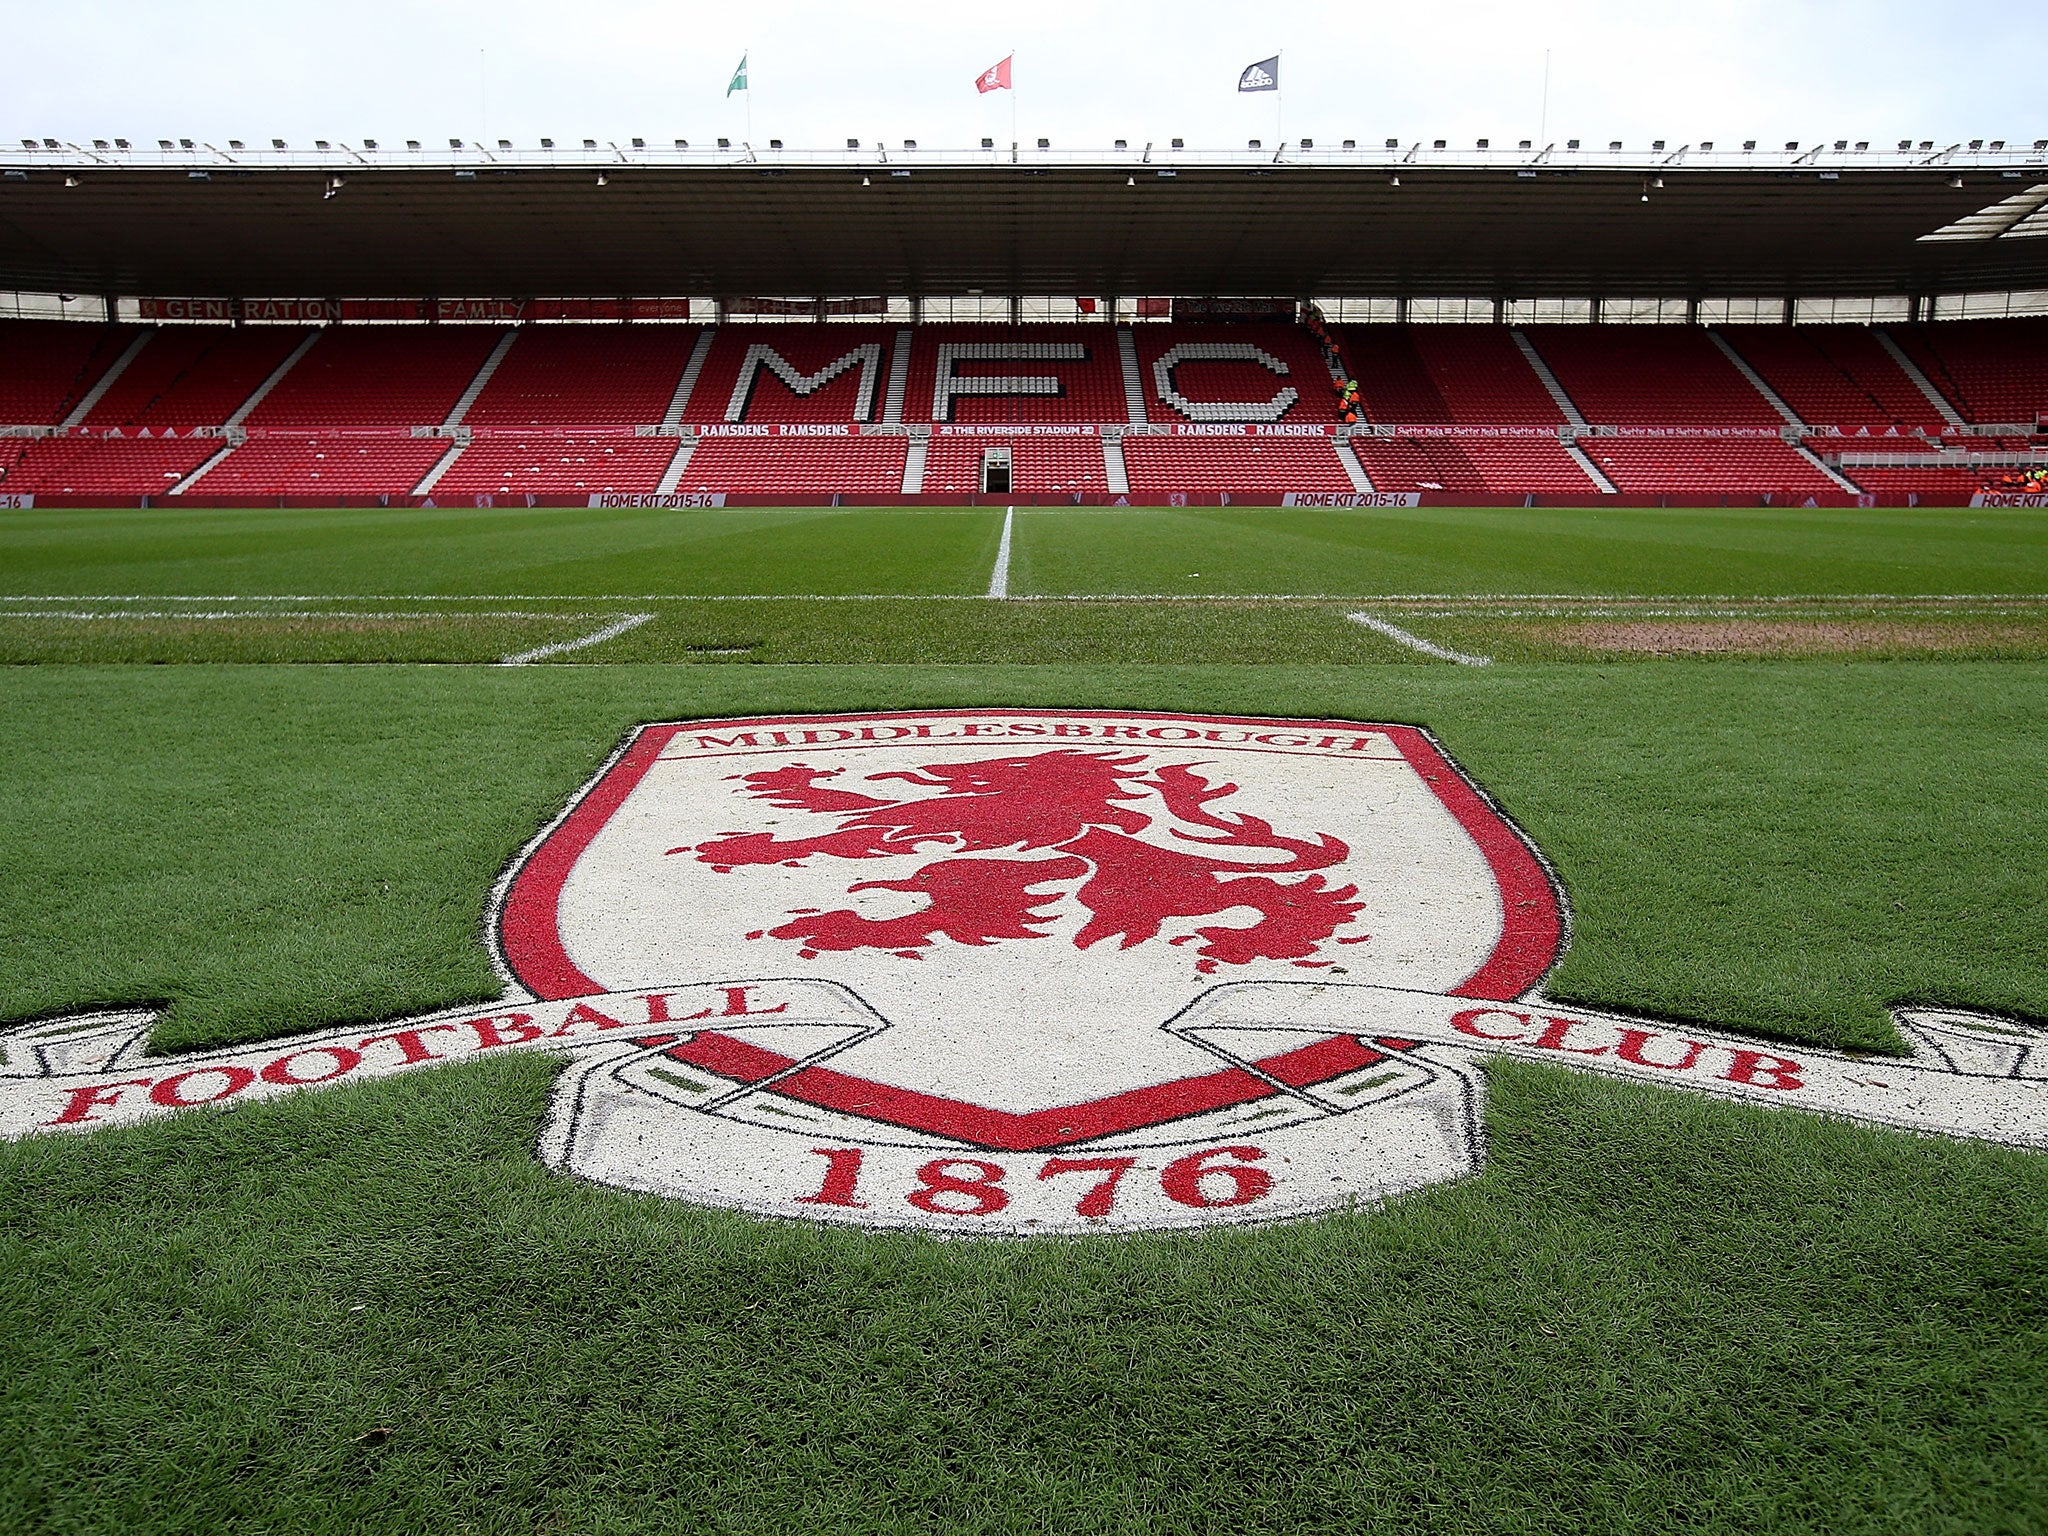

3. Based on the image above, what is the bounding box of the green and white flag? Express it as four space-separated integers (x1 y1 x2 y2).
726 55 748 96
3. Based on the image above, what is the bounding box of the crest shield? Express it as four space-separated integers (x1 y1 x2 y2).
11 708 2048 1232
495 710 1564 1230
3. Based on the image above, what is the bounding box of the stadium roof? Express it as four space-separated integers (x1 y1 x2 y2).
2 143 2046 302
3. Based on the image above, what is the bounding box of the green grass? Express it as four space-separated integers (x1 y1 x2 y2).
1013 504 2048 596
6 1049 2046 1535
6 503 2047 601
6 499 2048 1532
0 504 1006 597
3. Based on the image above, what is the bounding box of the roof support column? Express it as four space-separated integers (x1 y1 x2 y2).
1491 296 1504 324
1395 297 1409 324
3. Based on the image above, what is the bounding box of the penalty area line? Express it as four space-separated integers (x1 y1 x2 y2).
1347 612 1493 667
986 507 1015 600
499 612 655 666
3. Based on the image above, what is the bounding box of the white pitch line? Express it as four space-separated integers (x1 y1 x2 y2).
498 613 655 666
986 507 1015 600
0 609 577 621
1347 612 1494 667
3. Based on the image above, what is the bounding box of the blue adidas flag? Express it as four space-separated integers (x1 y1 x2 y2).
1238 56 1279 93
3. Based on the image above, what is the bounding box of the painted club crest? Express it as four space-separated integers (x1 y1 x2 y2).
8 710 2048 1235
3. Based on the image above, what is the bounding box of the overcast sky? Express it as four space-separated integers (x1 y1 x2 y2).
6 0 2039 154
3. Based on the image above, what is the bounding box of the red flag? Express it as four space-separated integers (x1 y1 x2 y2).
976 55 1012 94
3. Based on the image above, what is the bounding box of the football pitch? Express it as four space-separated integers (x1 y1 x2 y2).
4 503 2048 1533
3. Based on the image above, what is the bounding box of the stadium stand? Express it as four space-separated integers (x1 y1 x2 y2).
678 433 907 495
685 326 900 426
1578 434 1838 495
430 434 684 497
1717 325 1948 432
1135 325 1334 426
1522 325 1783 426
1350 433 1596 494
0 433 217 495
1 317 2041 499
0 320 131 424
1837 465 1998 496
1120 433 1352 495
920 433 1108 495
192 436 452 496
77 326 310 430
241 326 506 429
1336 327 1567 425
463 326 702 430
902 325 1127 425
1888 318 2048 426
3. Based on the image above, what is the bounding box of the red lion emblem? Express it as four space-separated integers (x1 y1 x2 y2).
674 750 1366 973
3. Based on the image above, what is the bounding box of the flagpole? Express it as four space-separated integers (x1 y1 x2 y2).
746 42 753 145
1275 50 1283 154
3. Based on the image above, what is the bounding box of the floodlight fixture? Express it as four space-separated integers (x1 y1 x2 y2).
583 138 598 150
1171 137 1184 149
1433 139 1446 149
1652 140 1665 151
1477 138 1489 149
1989 140 2003 150
1341 139 1355 149
1969 139 1983 150
718 138 731 149
903 139 916 149
596 172 608 186
45 138 59 149
1126 175 1135 186
114 139 129 150
631 137 645 148
63 175 80 187
93 138 109 150
979 137 993 149
1037 138 1049 149
540 138 554 149
179 138 193 149
769 139 783 150
1389 175 1400 187
315 139 331 151
324 174 344 198
1300 138 1312 149
157 140 173 150
363 139 378 150
1919 140 1933 150
450 138 464 149
498 139 511 150
1385 138 1399 149
861 175 870 185
407 140 422 151
1608 140 1622 151
272 138 287 150
1248 139 1261 150
1948 175 1964 188
1567 139 1579 149
1115 138 1127 150
1518 139 1531 150
674 139 687 149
